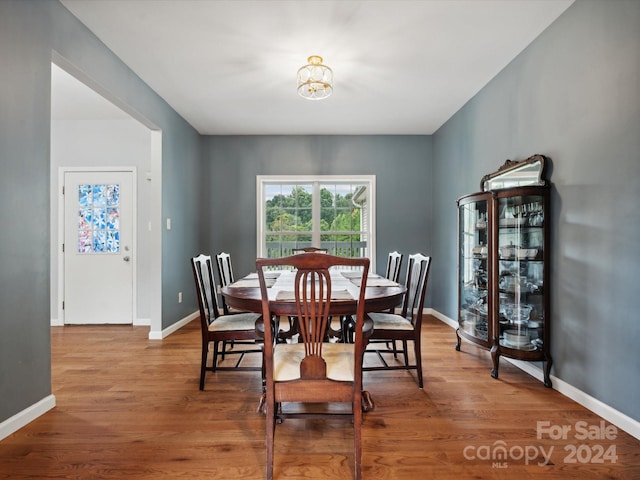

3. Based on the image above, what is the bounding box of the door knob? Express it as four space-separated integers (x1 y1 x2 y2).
123 256 130 262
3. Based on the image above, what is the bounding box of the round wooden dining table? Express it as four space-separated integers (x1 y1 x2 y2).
221 270 406 317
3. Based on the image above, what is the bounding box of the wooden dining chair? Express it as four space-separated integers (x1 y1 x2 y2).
362 250 405 351
256 253 370 480
191 254 262 390
385 250 403 283
364 253 431 388
291 246 328 254
342 251 404 344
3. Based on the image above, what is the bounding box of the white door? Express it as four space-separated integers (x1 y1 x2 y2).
63 170 135 324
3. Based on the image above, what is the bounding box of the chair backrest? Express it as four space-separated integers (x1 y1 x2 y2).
215 252 236 314
385 251 403 283
191 254 221 330
291 247 328 254
216 252 235 287
256 253 370 381
399 253 431 326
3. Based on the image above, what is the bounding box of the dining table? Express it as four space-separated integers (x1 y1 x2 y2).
221 268 406 317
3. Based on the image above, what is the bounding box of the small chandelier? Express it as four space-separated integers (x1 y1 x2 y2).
297 55 333 100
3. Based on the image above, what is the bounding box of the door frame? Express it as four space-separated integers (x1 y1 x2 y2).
57 166 138 325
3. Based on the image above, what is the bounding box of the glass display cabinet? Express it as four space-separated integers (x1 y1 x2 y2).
456 155 553 387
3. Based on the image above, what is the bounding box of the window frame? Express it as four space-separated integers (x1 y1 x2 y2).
256 175 376 270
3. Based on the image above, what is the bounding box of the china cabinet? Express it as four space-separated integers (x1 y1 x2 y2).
456 155 553 387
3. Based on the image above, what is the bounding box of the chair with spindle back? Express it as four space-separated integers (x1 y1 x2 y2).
256 253 370 480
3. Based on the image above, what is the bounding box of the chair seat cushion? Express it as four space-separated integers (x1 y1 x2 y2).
208 312 261 332
368 312 413 330
273 343 355 382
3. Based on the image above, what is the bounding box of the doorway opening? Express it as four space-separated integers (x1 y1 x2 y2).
50 57 162 334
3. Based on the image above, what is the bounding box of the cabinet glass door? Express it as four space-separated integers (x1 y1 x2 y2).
496 193 545 352
459 197 490 344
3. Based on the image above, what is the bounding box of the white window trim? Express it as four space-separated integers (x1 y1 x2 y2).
256 175 376 271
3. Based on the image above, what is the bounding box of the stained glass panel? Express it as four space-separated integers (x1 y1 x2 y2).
78 184 92 207
106 231 120 253
106 208 119 229
93 184 107 206
77 183 120 254
107 184 119 206
78 208 92 229
92 208 106 229
78 230 92 253
93 231 106 252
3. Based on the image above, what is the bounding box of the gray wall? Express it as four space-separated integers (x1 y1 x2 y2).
0 0 53 424
432 0 640 421
0 0 201 423
198 135 433 293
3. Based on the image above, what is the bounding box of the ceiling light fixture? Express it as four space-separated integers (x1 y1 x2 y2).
297 55 333 100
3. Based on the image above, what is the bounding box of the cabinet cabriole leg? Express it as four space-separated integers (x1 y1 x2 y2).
543 354 553 388
490 344 500 379
455 329 462 351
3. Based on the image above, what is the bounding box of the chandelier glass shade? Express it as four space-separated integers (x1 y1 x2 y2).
297 55 333 100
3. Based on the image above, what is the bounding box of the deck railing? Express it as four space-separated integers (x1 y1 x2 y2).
266 242 368 260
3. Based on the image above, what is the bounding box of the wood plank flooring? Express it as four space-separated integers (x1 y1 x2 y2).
1 315 638 479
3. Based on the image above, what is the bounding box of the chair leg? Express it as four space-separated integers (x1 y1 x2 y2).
199 342 208 390
392 340 398 358
414 338 423 389
212 341 221 371
221 340 227 360
257 345 267 414
402 340 409 367
353 393 363 480
266 399 275 480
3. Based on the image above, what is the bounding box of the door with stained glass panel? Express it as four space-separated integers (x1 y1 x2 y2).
63 170 134 324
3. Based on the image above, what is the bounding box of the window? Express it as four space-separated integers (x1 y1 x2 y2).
77 183 120 253
257 176 376 268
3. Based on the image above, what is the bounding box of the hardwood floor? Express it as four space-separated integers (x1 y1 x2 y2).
1 315 638 479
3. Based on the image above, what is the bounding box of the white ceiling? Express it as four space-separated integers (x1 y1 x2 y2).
57 0 574 135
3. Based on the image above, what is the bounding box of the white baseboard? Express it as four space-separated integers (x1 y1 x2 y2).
0 395 56 442
51 313 193 338
148 311 198 340
427 308 640 440
52 318 150 326
428 308 457 329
